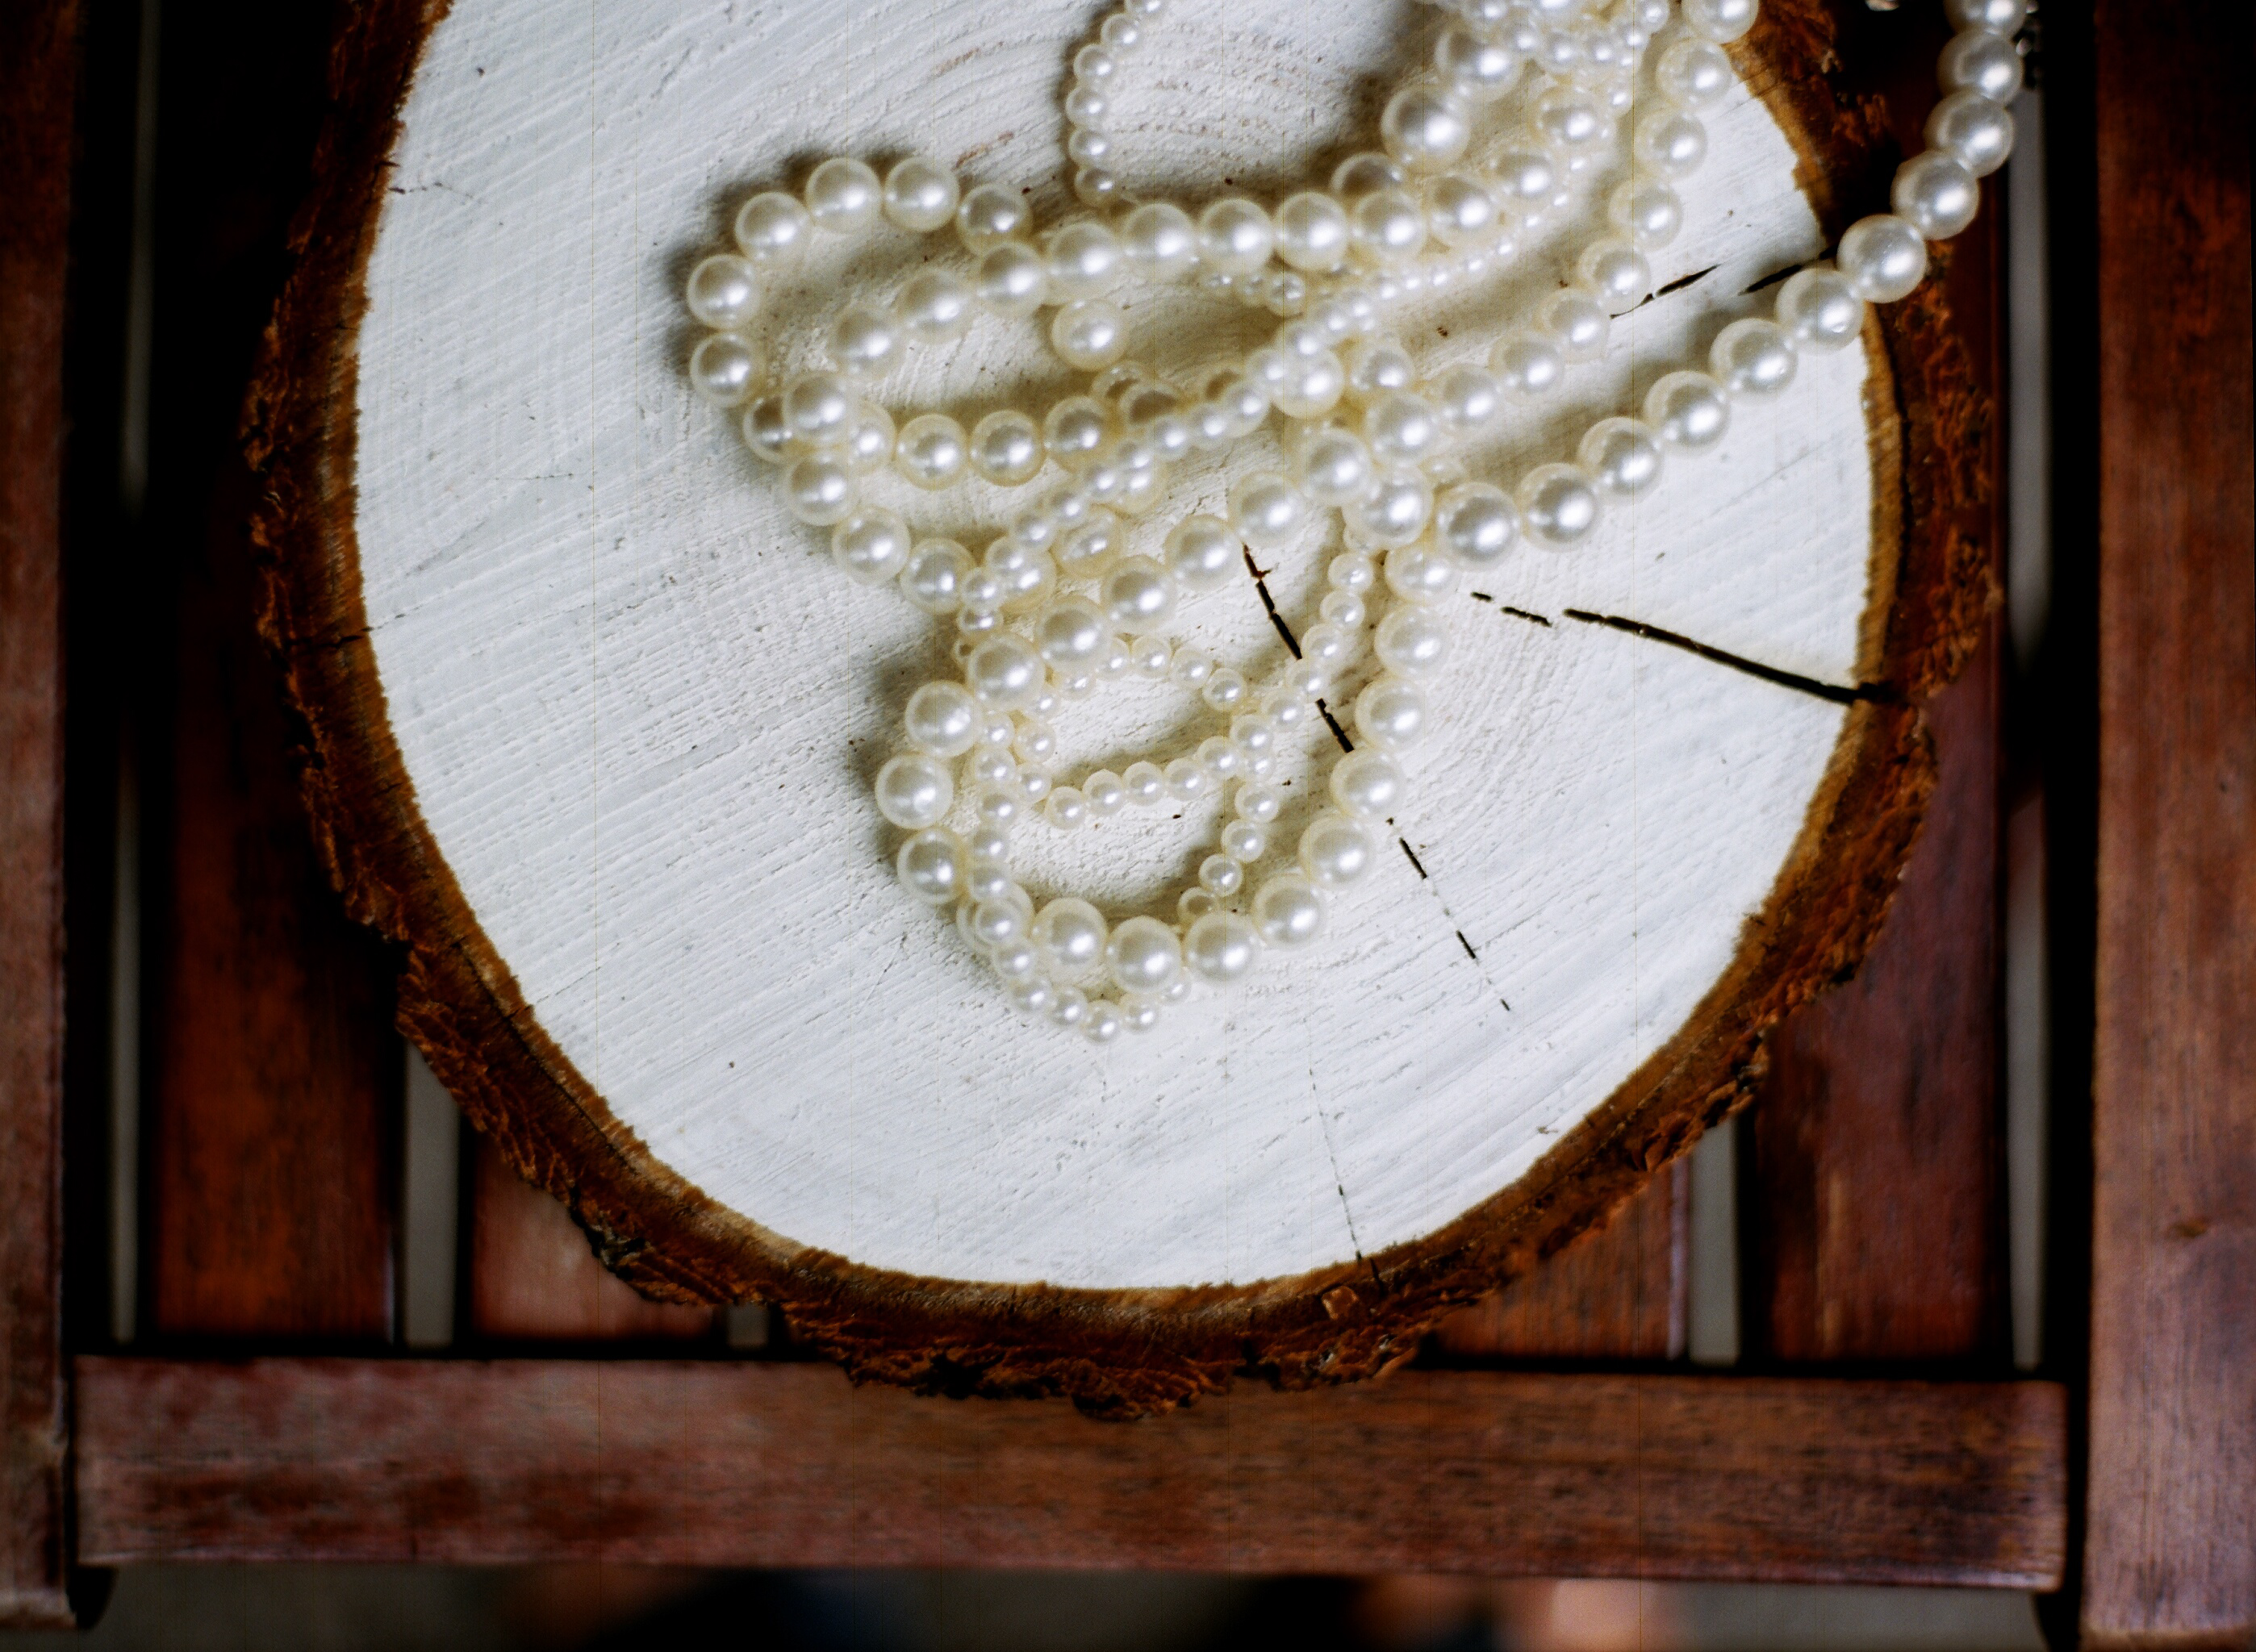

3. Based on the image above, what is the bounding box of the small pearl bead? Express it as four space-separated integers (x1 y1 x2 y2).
740 396 792 464
832 507 911 585
1488 147 1559 219
1123 761 1167 805
1300 623 1352 669
1203 670 1251 713
1045 785 1092 832
1052 300 1129 369
783 455 854 525
1120 995 1163 1032
875 753 954 829
975 243 1050 317
1231 782 1280 826
1122 202 1198 278
899 539 974 614
1298 813 1373 886
1381 85 1471 172
1363 391 1446 464
1643 371 1732 449
1330 749 1405 820
969 411 1044 486
1435 25 1523 102
1376 607 1450 676
1055 511 1123 579
1006 977 1055 1018
1220 818 1269 863
1776 265 1866 350
1084 1003 1123 1043
1540 290 1611 363
1328 551 1377 594
1129 634 1171 679
1354 674 1428 750
1320 590 1367 630
971 895 1029 949
1710 317 1799 398
1578 417 1667 497
733 191 813 267
828 304 898 378
1105 916 1182 995
1184 912 1260 984
956 182 1030 252
1924 90 2015 180
688 333 762 407
989 941 1039 980
895 269 976 344
984 540 1055 611
1837 214 1930 302
684 255 759 331
1197 735 1242 778
1168 650 1214 690
804 156 881 234
1384 540 1460 603
1042 396 1115 469
882 156 959 232
1535 88 1614 169
1253 874 1327 949
1200 854 1246 896
1048 985 1090 1028
895 414 968 490
1084 770 1126 814
1293 427 1376 507
783 373 855 446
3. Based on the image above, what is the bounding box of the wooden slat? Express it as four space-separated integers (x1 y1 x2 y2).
467 1138 713 1342
2085 0 2255 1641
1432 1165 1684 1361
73 1358 2066 1586
0 0 79 1627
141 0 399 1341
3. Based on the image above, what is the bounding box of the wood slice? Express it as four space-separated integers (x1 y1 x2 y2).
248 0 1989 1412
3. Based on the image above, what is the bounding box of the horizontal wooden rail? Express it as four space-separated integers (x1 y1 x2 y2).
73 1358 2066 1586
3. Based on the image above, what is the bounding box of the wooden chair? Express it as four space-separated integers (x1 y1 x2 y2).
1 0 2244 1640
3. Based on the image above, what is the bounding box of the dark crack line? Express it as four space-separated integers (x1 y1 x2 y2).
1561 609 1892 706
1471 592 1555 626
1316 699 1353 753
1243 546 1301 658
1456 929 1478 962
1393 832 1515 1016
1398 837 1428 878
1653 262 1720 298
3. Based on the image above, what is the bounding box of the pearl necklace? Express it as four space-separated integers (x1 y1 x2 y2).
682 0 2026 1042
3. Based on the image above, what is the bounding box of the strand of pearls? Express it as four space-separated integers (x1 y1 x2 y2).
681 0 2024 1041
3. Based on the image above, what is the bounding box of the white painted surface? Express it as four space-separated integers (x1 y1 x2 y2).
354 0 1874 1289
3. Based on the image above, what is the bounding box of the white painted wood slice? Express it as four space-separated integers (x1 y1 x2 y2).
251 0 1986 1408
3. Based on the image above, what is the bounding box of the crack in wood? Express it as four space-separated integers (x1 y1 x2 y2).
1242 546 1301 658
1653 262 1721 298
1468 593 1555 628
1398 837 1428 878
1316 699 1353 753
1456 929 1479 962
1561 609 1892 706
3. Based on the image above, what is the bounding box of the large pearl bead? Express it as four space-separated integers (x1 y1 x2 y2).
1434 481 1520 569
1051 300 1129 370
1937 28 2023 103
1435 24 1522 102
882 155 959 232
804 156 881 234
1363 391 1445 464
895 269 976 344
684 255 760 331
1682 0 1757 44
1632 110 1707 178
733 191 813 267
1184 912 1260 984
1253 874 1327 949
1517 464 1602 549
740 396 792 464
1381 86 1471 172
1384 540 1460 603
1101 558 1176 632
1609 181 1683 249
1331 750 1406 820
1036 595 1109 670
1032 898 1109 975
1837 213 1929 302
1656 38 1734 108
1122 202 1198 278
783 373 856 446
1432 364 1502 437
904 682 982 757
983 540 1055 611
895 827 967 906
1354 675 1428 750
1892 149 1980 241
895 414 968 490
1166 515 1239 591
1709 318 1799 398
1775 265 1865 350
1298 813 1373 886
688 333 762 407
1229 473 1309 549
965 635 1045 707
1577 238 1652 313
1275 192 1351 272
970 411 1044 486
1105 916 1184 995
975 244 1050 317
1197 198 1276 275
783 455 854 525
1347 469 1434 547
1491 332 1567 398
1376 607 1450 676
1540 290 1611 362
1643 371 1732 448
1578 417 1666 497
955 182 1029 252
1293 427 1377 507
1924 90 2014 179
1349 188 1427 267
1045 220 1124 298
1424 173 1498 248
899 540 973 614
1943 0 2025 35
875 753 954 829
831 507 911 585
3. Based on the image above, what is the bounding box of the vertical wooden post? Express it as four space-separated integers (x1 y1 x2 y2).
0 0 81 1627
2085 0 2255 1642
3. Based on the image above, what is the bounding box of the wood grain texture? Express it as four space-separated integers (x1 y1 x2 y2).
469 1137 713 1341
0 0 79 1626
2085 0 2255 1641
142 0 400 1341
1431 1164 1683 1362
245 0 1991 1412
74 1356 2067 1586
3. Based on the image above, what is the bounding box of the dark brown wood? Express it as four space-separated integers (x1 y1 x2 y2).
240 0 1994 1413
141 0 400 1342
2084 0 2255 1641
73 1357 2066 1585
1432 1165 1683 1361
469 1138 713 1342
0 0 80 1626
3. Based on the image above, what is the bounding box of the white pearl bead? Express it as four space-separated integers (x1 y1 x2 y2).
1431 364 1502 438
740 396 792 465
1381 85 1471 172
1293 427 1377 507
967 411 1043 487
1433 481 1520 569
685 255 760 331
1516 463 1603 549
896 827 966 906
1333 152 1409 200
882 155 959 232
1229 782 1279 826
1943 0 2025 35
1363 391 1446 465
1330 750 1404 820
971 895 1029 949
1229 472 1309 549
895 269 976 344
1299 624 1352 670
1197 732 1243 774
1643 370 1732 448
1487 147 1559 219
804 156 881 234
1541 290 1611 363
1005 976 1055 1018
975 243 1050 318
1491 332 1567 398
899 540 974 614
1122 760 1167 804
1385 540 1460 603
1355 674 1428 750
783 455 855 525
875 753 954 829
1122 202 1199 278
1253 874 1327 949
827 304 897 378
1577 239 1652 313
1837 213 1930 302
1168 649 1214 690
1349 189 1427 266
1424 173 1498 248
1435 25 1522 102
1036 595 1109 670
1042 396 1114 469
1031 898 1108 974
1162 514 1238 593
1347 470 1434 548
1105 916 1183 994
1102 557 1176 632
1376 607 1450 675
1609 181 1683 249
967 747 1016 790
1535 88 1613 169
1298 813 1373 886
1776 265 1865 351
904 682 982 757
688 333 762 407
895 414 968 490
1055 512 1122 580
1184 912 1260 984
1207 371 1271 437
1709 317 1799 398
1938 28 2024 102
1342 336 1415 405
1051 300 1129 370
955 182 1029 252
1045 220 1123 298
990 941 1039 982
1197 198 1276 275
1083 1002 1124 1042
1084 770 1126 814
1328 551 1377 594
832 507 911 585
1128 636 1171 684
1682 0 1757 44
1280 659 1331 700
1197 853 1244 896
984 540 1055 611
960 569 1007 617
1632 111 1707 179
1047 984 1090 1027
1219 818 1268 863
965 634 1044 707
1275 192 1351 273
733 191 813 267
1577 417 1665 498
1656 38 1734 109
783 373 855 446
1924 90 2015 180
